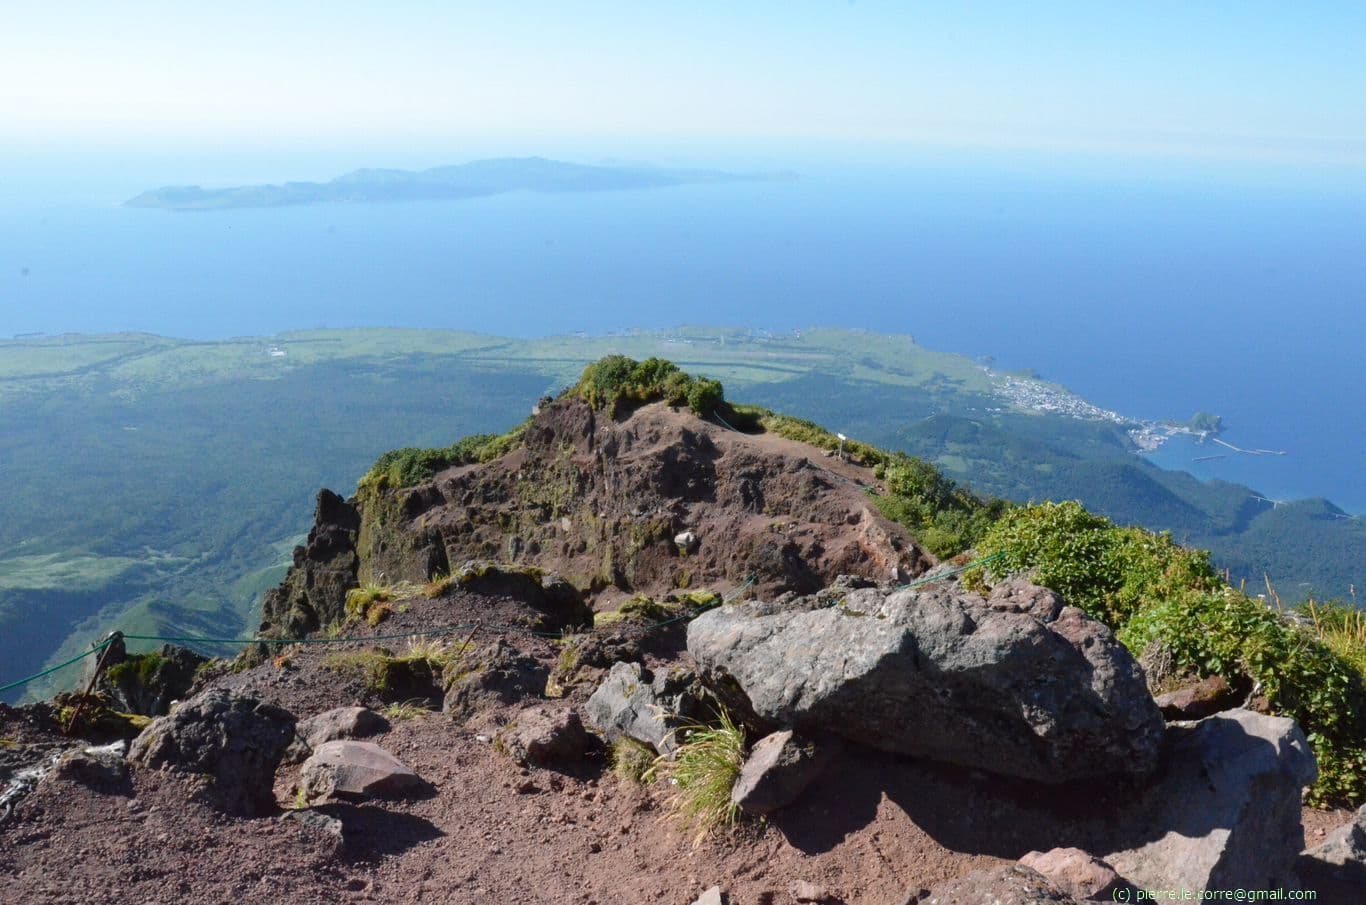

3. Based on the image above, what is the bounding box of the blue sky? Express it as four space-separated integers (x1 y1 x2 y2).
3 1 1365 167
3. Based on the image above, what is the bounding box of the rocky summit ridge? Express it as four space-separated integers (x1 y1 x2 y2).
0 359 1361 904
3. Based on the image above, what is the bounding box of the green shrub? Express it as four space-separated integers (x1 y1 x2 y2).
971 500 1220 626
358 419 531 492
651 710 746 843
870 453 1008 558
571 356 726 418
1120 588 1366 806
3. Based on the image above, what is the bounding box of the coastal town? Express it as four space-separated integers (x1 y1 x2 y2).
987 369 1207 452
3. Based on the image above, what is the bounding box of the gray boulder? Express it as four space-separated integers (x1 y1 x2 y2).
916 865 1079 904
730 730 837 817
687 579 1164 782
1104 709 1316 895
300 740 426 802
443 640 548 723
582 661 708 756
129 689 295 815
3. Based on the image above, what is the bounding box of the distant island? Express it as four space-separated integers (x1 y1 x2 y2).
125 156 793 211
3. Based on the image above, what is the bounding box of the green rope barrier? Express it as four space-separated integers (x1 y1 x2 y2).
0 638 115 696
1 555 1004 696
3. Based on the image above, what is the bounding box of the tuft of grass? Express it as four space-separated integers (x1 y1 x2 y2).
595 594 678 627
423 574 454 599
1302 599 1366 677
383 699 433 721
0 738 18 750
366 603 394 626
291 787 309 810
345 583 395 622
611 737 657 785
651 710 747 844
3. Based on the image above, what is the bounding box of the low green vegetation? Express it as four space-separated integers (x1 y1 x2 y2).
593 594 678 627
105 651 169 689
572 355 725 418
610 737 656 785
651 710 747 843
972 500 1366 806
730 405 888 467
358 421 531 492
969 501 1222 626
871 453 1010 558
382 699 433 721
344 583 396 626
319 642 448 698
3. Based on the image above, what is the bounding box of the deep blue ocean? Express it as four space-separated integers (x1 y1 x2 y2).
1 151 1362 512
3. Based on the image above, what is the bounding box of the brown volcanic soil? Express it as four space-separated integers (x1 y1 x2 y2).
2 585 1361 904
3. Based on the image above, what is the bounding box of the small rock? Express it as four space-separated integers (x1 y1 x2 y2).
692 887 725 905
299 740 426 802
284 808 346 855
732 730 837 816
791 880 833 902
1018 848 1123 900
1103 709 1315 895
296 706 389 749
674 531 699 553
500 705 593 767
1154 675 1240 720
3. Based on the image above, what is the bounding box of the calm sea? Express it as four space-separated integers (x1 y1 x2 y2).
1 152 1362 511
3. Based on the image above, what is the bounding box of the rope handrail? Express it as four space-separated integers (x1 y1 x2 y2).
2 553 1009 698
0 575 764 696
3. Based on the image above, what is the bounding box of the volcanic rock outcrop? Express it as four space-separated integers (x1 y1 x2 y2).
258 397 932 639
687 578 1165 782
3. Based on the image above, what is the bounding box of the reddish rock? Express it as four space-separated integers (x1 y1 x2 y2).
1154 675 1240 720
300 740 426 802
1019 848 1124 900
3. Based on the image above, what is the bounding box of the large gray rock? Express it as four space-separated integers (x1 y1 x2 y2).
917 865 1079 904
582 661 708 756
1104 709 1316 895
300 740 426 802
129 689 295 815
730 730 836 817
687 579 1164 782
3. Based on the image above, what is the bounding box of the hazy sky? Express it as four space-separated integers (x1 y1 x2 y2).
4 1 1365 166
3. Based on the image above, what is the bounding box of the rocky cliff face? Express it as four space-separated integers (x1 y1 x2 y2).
260 396 932 638
259 489 360 636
